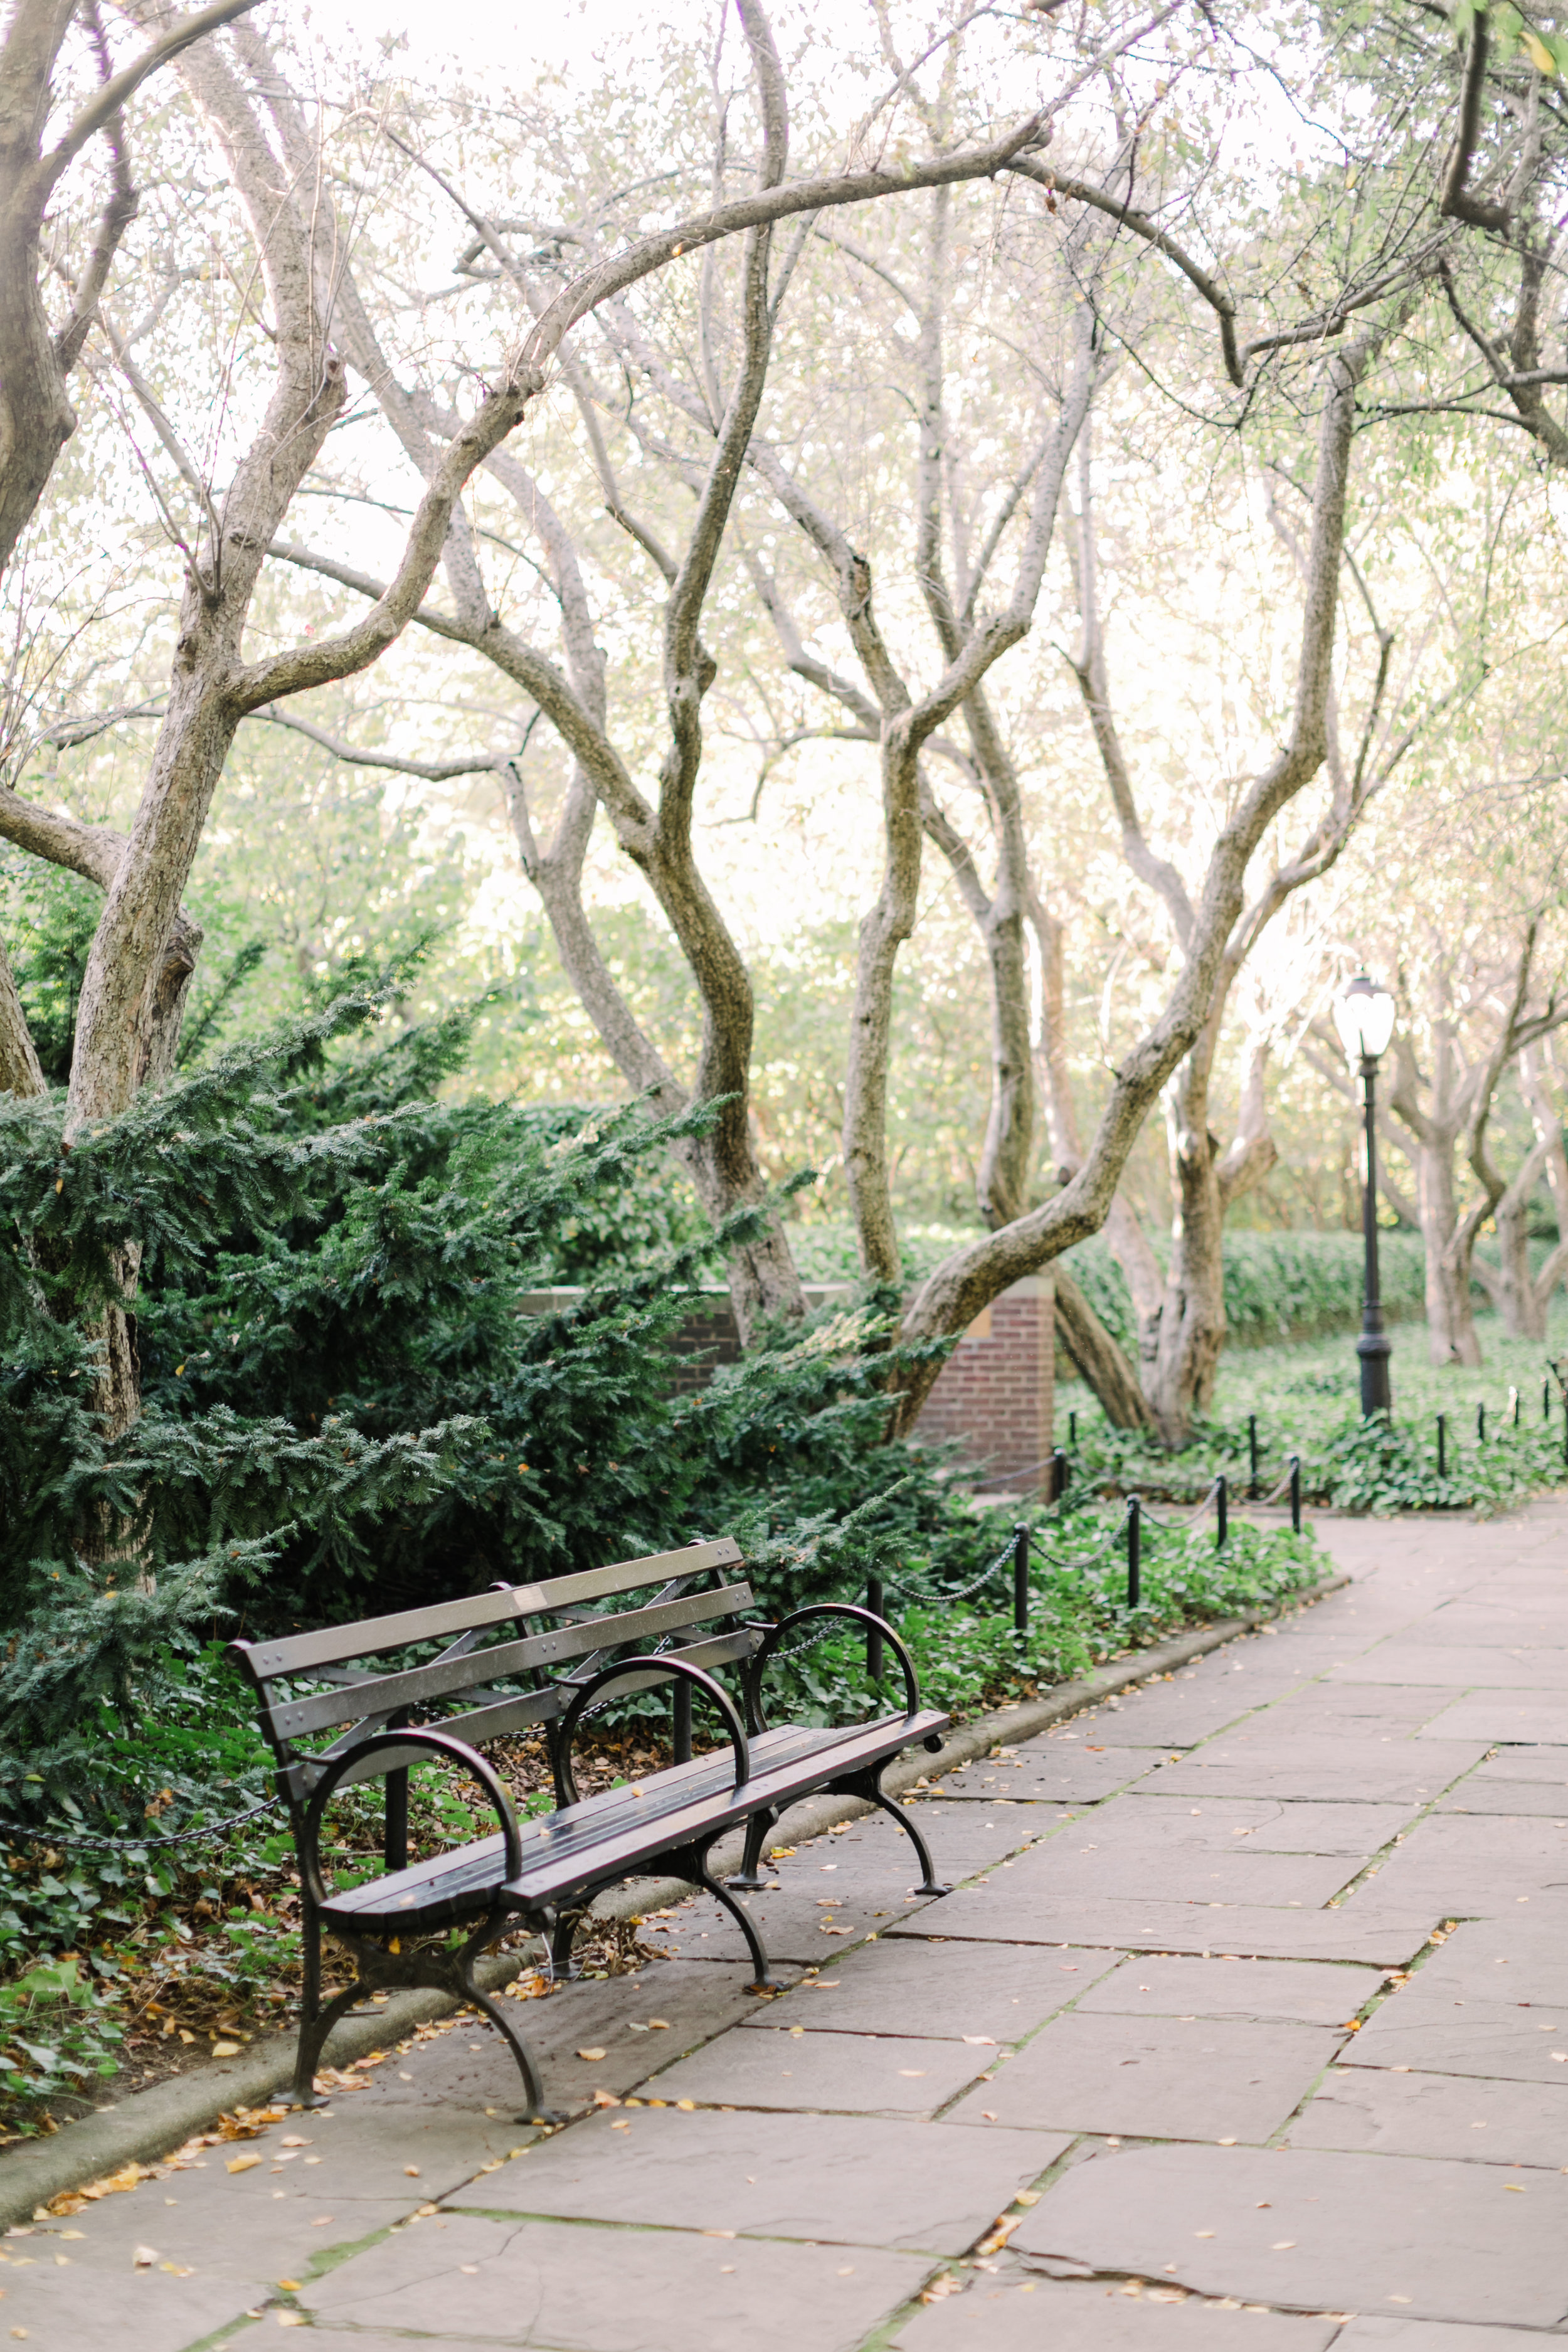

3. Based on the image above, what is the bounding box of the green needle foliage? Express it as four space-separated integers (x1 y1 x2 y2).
0 977 994 1820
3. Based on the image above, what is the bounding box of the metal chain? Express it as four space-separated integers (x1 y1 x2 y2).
881 1535 1017 1609
1131 1478 1222 1534
0 1795 282 1857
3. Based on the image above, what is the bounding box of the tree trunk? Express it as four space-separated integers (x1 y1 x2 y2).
0 934 45 1096
1416 1133 1483 1366
1054 1266 1155 1431
1493 1181 1545 1338
1142 1054 1228 1444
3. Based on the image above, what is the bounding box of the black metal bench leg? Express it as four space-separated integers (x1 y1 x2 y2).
549 1907 586 1982
455 1969 561 2127
674 1837 776 1991
292 1975 369 2106
726 1805 778 1892
829 1768 950 1895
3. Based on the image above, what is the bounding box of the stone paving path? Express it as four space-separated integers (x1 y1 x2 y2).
6 1502 1568 2349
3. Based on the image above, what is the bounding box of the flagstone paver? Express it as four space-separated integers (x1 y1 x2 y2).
295 2210 933 2351
943 2011 1342 2141
6 1496 1567 2349
640 2022 990 2114
1073 1954 1385 2026
448 2104 1066 2251
889 2277 1342 2348
1010 2141 1568 2326
732 1931 1125 2038
1285 2060 1568 2166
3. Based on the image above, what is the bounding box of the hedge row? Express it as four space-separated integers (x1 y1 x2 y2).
1062 1229 1433 1353
788 1219 1434 1350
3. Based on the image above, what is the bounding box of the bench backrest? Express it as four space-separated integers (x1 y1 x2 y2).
229 1537 760 1804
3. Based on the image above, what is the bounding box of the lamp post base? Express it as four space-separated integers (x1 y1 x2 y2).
1357 1331 1393 1417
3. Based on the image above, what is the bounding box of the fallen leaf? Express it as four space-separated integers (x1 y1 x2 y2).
403 2167 420 2178
961 2036 996 2046
211 2042 241 2058
226 2154 263 2175
576 2048 607 2062
648 2020 670 2030
277 2280 301 2292
132 2247 159 2269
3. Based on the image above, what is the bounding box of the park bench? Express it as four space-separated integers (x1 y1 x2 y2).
230 1536 950 2121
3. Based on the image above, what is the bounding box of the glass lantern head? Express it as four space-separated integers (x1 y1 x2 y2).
1333 972 1396 1064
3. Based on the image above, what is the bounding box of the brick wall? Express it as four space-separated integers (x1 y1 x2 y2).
517 1274 1054 1491
909 1271 1056 1493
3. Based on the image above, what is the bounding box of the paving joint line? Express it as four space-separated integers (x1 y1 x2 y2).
0 1572 1349 2226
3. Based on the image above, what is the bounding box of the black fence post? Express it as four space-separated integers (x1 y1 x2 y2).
1068 1410 1078 1449
1562 1396 1567 1465
866 1575 884 1684
1436 1413 1446 1478
1545 1377 1553 1425
673 1678 693 1766
1051 1447 1069 1502
1289 1456 1301 1536
1216 1473 1228 1549
1248 1414 1259 1500
1126 1495 1142 1608
1012 1523 1030 1636
1476 1402 1486 1444
1509 1385 1520 1428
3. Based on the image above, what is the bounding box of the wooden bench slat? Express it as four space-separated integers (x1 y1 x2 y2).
287 1627 770 1797
521 1539 742 1614
243 1588 527 1680
268 1584 756 1740
242 1539 743 1682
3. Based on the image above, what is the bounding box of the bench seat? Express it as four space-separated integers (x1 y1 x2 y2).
320 1708 948 1934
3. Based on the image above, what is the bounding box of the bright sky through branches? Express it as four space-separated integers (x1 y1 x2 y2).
318 0 661 79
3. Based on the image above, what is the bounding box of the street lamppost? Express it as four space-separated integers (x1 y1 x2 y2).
1333 973 1398 1417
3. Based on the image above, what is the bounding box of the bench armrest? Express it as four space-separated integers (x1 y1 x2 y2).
298 1727 523 1909
745 1603 923 1735
554 1656 751 1808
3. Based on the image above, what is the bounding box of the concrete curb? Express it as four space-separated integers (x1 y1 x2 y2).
0 1571 1347 2226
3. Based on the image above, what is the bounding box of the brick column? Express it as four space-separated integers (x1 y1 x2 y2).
910 1271 1056 1493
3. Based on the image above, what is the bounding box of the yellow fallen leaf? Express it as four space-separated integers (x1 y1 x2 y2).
677 2099 696 2111
648 2020 670 2030
277 2280 301 2291
226 2153 263 2175
132 2246 159 2269
403 2167 420 2178
577 2048 607 2062
211 2042 241 2058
